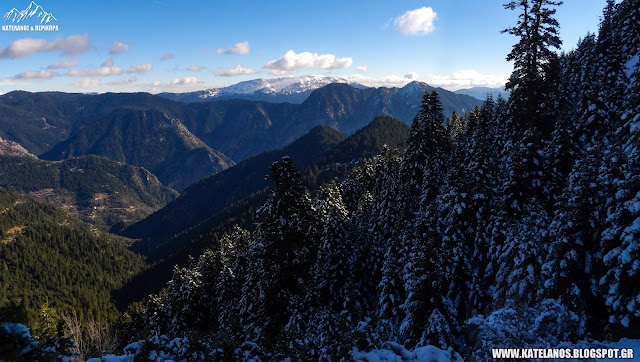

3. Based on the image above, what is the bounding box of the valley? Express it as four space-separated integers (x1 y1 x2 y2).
0 0 638 358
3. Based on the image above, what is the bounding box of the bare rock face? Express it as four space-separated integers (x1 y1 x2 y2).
0 136 36 158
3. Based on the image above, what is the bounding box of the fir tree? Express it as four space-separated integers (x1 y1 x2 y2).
240 156 320 346
503 0 563 136
399 90 449 212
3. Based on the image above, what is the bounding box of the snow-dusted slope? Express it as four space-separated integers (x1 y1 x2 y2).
219 75 366 96
159 75 368 104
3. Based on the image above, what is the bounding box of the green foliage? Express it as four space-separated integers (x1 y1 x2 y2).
0 154 178 229
0 187 147 325
115 117 410 309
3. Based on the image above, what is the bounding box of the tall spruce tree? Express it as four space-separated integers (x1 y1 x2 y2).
399 90 450 212
503 0 563 135
240 156 319 346
502 0 563 210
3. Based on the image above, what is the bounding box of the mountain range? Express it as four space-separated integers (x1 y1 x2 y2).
0 81 479 164
115 116 411 304
0 79 476 234
175 81 479 160
158 75 367 104
455 86 509 100
40 108 234 191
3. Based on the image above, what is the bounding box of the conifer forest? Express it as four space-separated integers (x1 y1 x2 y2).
1 0 639 360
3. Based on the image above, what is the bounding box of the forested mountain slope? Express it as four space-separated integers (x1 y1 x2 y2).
114 116 411 306
121 125 345 242
0 154 178 229
0 187 147 324
0 82 477 163
40 109 234 191
102 0 640 360
0 92 185 155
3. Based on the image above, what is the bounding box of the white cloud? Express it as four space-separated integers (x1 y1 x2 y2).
47 59 77 69
422 69 508 90
160 53 175 61
0 34 90 58
264 50 352 74
394 7 437 36
108 77 137 86
167 76 199 85
356 65 369 72
215 64 258 77
69 78 102 89
187 65 206 72
217 41 250 55
12 70 59 80
109 41 131 55
127 63 153 74
404 72 418 80
0 79 21 87
67 60 123 77
344 69 508 90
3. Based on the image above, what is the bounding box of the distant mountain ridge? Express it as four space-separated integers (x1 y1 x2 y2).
455 86 509 101
159 75 368 104
177 81 479 160
1 82 479 164
115 116 411 303
41 108 234 191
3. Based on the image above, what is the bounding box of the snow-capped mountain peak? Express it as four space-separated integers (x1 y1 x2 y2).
159 75 369 104
3 1 57 24
218 75 366 96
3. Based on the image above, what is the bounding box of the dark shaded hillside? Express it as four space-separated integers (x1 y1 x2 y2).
41 109 234 191
0 91 185 155
0 155 178 229
122 126 346 241
159 88 316 104
179 99 298 162
114 116 411 306
0 83 479 164
0 187 147 324
180 82 479 161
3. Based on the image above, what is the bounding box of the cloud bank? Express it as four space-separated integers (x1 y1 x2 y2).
0 35 90 58
265 50 352 74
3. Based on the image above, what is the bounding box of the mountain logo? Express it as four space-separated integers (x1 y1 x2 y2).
2 1 58 31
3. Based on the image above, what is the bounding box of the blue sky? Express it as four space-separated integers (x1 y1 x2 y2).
0 0 608 94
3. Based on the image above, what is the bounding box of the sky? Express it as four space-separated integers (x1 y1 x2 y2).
0 0 609 94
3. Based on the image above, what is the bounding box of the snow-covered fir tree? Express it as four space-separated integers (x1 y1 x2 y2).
96 1 640 359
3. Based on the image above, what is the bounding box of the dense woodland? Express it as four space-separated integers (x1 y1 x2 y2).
1 0 639 360
0 154 178 229
112 0 639 359
0 187 147 325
